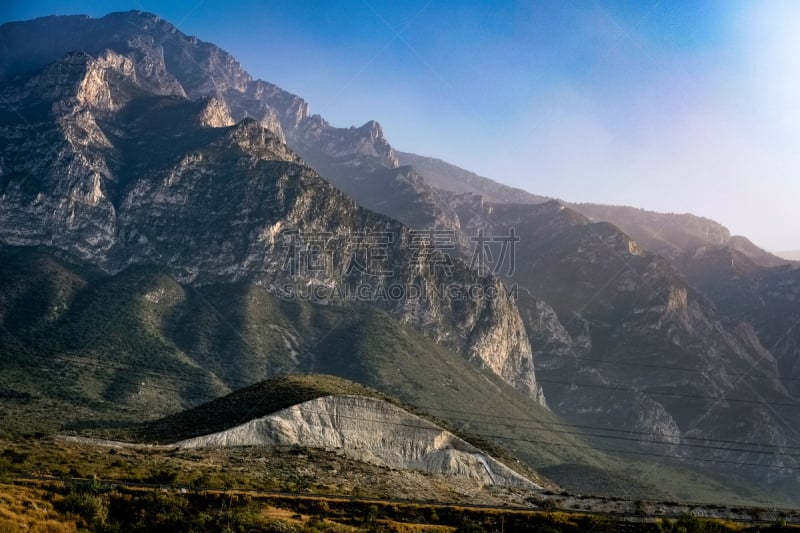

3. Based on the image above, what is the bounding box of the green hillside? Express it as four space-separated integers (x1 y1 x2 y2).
0 245 781 504
130 374 388 443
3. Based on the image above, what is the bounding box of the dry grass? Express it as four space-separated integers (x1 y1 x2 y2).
0 436 518 505
260 503 365 532
375 521 455 532
0 484 77 532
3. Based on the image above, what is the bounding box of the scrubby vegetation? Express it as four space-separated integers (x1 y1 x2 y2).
2 479 798 533
1 248 780 506
1 435 798 532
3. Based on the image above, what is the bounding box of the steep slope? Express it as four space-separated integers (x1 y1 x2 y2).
388 165 800 492
2 10 799 505
677 247 800 397
448 196 800 488
0 248 559 465
5 246 747 500
0 49 542 402
0 11 461 234
176 394 539 489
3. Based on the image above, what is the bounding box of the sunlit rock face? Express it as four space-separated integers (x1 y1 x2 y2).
177 394 540 489
0 12 545 406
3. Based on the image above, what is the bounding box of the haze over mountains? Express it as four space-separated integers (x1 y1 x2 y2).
1 10 799 507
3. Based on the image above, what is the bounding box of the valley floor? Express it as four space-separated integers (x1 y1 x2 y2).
1 436 798 532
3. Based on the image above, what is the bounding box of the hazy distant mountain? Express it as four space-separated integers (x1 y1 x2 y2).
396 151 550 204
399 150 791 270
777 250 800 261
677 247 800 397
573 203 791 268
399 156 800 490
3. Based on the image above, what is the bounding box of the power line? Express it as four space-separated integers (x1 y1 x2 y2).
362 335 800 409
8 350 800 467
535 378 800 408
175 404 800 472
334 354 800 451
539 353 796 383
329 353 800 410
11 349 800 451
423 405 800 453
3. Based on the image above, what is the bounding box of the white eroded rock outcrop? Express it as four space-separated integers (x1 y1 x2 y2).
176 395 538 489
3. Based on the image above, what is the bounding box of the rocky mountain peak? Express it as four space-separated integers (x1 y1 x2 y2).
107 9 172 28
345 119 398 166
284 114 399 170
244 79 310 131
225 117 299 162
1 11 450 235
196 97 234 128
73 50 135 112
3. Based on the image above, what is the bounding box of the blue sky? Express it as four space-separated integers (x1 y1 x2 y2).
2 1 799 252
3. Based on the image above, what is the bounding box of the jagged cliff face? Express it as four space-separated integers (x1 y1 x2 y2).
0 11 459 235
445 196 800 477
0 34 543 404
177 394 539 489
402 185 800 485
678 247 800 398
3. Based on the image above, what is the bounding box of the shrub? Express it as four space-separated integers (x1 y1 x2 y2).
146 469 178 485
657 514 732 533
312 499 330 516
56 490 107 528
454 519 488 533
264 521 297 533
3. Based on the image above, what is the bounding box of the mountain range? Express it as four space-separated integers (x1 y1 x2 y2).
1 10 799 506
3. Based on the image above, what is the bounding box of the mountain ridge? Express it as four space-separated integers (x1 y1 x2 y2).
0 38 544 403
397 150 792 268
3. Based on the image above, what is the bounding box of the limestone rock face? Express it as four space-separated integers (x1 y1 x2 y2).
177 395 540 489
0 11 460 234
0 22 545 405
196 98 234 128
